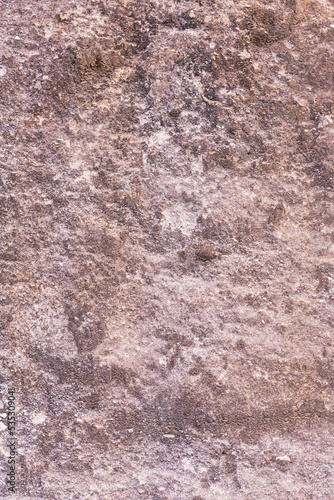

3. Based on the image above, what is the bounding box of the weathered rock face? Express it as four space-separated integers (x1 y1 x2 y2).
0 0 333 498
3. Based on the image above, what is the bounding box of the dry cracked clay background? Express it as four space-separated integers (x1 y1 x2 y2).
0 0 334 498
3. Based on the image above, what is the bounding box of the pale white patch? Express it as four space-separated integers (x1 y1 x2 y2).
182 457 196 472
238 50 251 60
276 455 291 462
148 130 171 147
161 206 197 236
32 412 47 425
44 28 52 39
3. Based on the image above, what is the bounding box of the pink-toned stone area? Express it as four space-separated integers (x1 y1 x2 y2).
0 1 333 498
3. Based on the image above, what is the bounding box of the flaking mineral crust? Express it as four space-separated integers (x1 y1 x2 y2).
0 0 333 498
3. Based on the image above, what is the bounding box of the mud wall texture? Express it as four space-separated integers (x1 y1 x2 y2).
0 0 334 498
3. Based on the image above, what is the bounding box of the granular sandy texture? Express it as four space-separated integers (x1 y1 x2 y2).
0 0 334 498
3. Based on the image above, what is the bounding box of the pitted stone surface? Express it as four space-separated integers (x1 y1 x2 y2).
0 1 334 498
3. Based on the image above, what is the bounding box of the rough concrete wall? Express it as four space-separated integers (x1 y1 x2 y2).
0 0 333 498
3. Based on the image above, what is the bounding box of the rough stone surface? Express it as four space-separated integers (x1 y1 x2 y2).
0 0 333 498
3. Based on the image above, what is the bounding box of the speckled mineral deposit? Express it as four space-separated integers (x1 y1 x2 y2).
0 0 333 498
